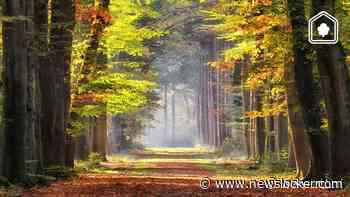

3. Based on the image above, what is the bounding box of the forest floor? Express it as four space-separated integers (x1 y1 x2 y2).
18 148 350 196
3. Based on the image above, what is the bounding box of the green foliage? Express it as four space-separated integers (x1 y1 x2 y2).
106 90 149 115
336 0 350 50
73 105 105 118
204 0 291 118
80 73 156 93
102 0 164 58
74 73 157 116
66 118 89 137
75 153 104 171
262 148 292 173
71 37 90 93
224 40 259 62
72 0 162 124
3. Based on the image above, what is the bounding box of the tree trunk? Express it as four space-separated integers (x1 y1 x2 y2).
255 92 265 161
25 0 42 174
44 0 75 167
74 135 89 160
76 0 110 159
274 115 289 160
33 0 50 172
196 92 201 143
164 84 168 142
92 113 107 160
208 66 214 146
241 59 251 158
274 116 280 160
203 64 209 145
264 88 274 160
183 93 191 122
2 0 29 182
65 135 75 167
39 0 57 166
287 0 324 179
215 68 221 147
171 87 176 146
286 70 314 179
312 0 350 177
288 130 296 168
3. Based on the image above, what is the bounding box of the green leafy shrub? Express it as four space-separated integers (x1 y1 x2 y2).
75 153 104 171
262 148 291 173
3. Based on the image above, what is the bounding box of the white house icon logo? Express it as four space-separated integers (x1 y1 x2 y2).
308 11 339 45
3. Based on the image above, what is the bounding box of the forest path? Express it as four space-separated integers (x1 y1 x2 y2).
23 148 345 196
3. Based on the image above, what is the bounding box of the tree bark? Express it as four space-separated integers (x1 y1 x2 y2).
44 0 75 167
312 0 350 177
203 63 209 145
65 134 75 167
74 135 89 160
241 59 251 158
2 0 29 182
39 0 57 166
171 87 176 146
286 69 314 179
32 0 47 172
25 0 43 174
255 92 265 161
287 0 324 178
92 112 107 160
249 90 256 158
208 66 214 146
33 0 49 151
264 88 274 160
288 129 296 168
164 84 168 141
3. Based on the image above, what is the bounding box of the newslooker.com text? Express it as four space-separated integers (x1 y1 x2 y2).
199 177 344 190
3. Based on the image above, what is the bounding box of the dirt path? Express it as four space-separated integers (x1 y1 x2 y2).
23 148 347 196
99 161 215 178
23 174 237 197
23 172 343 197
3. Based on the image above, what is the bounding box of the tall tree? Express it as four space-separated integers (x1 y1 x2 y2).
33 0 49 173
39 0 58 166
2 0 28 182
42 0 75 166
287 0 325 178
163 84 168 141
171 87 176 146
26 0 42 174
312 0 350 177
78 0 110 159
